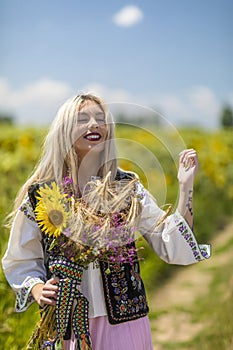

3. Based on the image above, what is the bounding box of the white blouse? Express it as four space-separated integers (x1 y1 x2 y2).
2 183 210 316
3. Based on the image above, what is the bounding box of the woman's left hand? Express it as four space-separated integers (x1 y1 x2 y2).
177 149 199 186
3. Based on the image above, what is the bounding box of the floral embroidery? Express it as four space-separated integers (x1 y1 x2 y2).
130 264 142 291
174 214 202 261
100 260 149 324
199 244 211 259
174 213 211 261
19 196 36 222
16 277 45 311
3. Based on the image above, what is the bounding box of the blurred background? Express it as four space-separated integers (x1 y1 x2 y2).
0 1 233 349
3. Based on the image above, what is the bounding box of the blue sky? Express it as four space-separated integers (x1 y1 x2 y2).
0 0 232 128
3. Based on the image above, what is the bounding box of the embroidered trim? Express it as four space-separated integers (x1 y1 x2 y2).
15 277 44 312
135 182 146 201
19 195 36 222
173 211 211 260
174 214 203 261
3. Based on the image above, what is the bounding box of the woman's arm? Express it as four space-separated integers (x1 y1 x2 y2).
177 149 199 229
2 205 60 309
2 197 49 311
137 149 211 265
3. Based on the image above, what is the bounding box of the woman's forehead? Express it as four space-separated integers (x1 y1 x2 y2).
79 100 104 114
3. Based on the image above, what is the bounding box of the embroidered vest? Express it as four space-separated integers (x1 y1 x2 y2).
28 170 149 325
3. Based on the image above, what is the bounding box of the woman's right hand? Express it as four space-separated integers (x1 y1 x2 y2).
31 277 59 307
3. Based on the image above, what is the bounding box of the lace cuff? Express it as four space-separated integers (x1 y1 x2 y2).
15 277 44 312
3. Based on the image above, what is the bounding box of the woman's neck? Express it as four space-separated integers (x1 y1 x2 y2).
77 152 102 193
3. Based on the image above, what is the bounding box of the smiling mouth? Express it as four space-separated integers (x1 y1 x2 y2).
84 132 102 141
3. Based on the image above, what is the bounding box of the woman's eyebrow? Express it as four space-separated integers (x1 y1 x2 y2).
78 112 89 117
78 111 105 118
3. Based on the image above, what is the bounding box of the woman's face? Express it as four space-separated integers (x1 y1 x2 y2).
73 100 108 158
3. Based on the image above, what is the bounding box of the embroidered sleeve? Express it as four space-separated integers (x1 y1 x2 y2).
158 210 211 264
137 184 211 265
172 210 211 260
15 276 45 312
2 207 46 312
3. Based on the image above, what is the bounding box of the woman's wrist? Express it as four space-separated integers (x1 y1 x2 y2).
179 180 194 193
177 183 194 228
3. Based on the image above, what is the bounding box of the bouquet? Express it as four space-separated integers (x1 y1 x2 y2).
34 171 144 268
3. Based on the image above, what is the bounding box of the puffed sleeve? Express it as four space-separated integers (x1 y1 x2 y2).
137 183 211 265
2 196 46 312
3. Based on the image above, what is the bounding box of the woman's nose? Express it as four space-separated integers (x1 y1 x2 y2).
88 116 98 128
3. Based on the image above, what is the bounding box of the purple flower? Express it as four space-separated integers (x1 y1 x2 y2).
201 250 208 258
64 228 71 238
121 294 128 301
111 276 118 283
179 225 185 232
63 176 73 185
120 280 127 287
114 287 120 294
42 340 54 349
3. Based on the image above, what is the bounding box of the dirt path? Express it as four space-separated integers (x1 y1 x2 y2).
149 221 233 350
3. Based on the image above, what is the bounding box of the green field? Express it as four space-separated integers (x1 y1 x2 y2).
0 124 233 348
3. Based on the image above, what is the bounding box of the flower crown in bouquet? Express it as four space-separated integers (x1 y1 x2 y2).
34 171 145 270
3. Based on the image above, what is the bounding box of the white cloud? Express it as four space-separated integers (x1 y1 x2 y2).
0 78 225 128
112 5 144 27
154 94 189 122
82 82 132 103
0 78 73 124
81 82 157 121
151 86 222 128
188 86 220 116
0 79 10 105
81 83 222 128
227 91 233 107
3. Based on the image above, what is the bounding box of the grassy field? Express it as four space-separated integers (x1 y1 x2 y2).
0 124 233 348
149 220 233 350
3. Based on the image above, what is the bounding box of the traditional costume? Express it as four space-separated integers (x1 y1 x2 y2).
2 170 210 350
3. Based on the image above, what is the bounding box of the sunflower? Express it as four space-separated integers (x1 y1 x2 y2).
36 182 66 204
35 182 68 238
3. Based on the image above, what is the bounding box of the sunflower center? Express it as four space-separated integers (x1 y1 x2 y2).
48 209 64 226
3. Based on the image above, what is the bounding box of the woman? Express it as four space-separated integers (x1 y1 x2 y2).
2 94 210 350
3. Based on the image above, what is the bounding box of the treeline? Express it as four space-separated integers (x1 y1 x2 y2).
1 104 233 127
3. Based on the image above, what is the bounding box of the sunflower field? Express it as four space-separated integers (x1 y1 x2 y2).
0 123 233 348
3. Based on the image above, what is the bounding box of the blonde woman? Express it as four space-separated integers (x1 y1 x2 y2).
2 94 210 350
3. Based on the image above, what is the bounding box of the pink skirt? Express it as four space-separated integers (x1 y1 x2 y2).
64 315 153 350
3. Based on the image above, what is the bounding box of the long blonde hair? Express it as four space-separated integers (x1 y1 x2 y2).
10 93 118 220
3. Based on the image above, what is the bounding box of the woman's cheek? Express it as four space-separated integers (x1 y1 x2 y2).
72 127 85 146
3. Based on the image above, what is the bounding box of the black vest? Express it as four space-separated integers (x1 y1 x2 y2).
28 170 149 324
